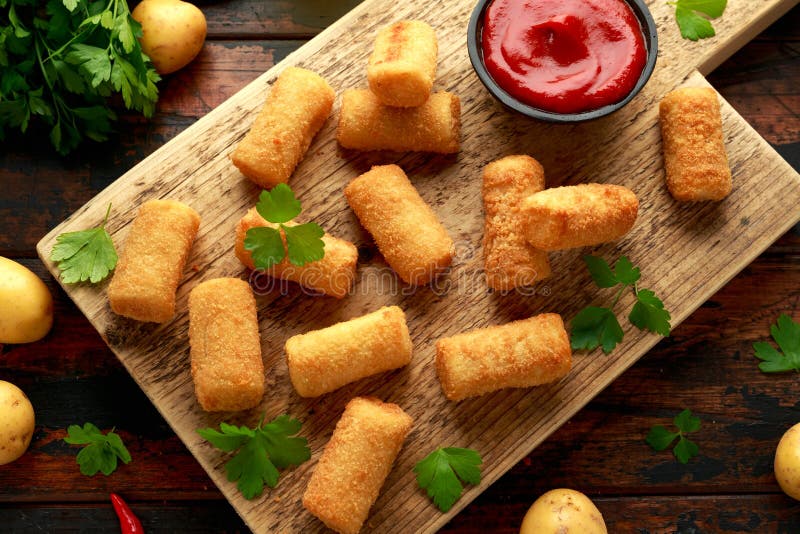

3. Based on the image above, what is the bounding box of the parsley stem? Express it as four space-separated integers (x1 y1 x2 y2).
611 284 627 309
102 203 113 227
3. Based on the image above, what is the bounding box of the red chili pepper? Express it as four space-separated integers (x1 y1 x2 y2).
110 493 144 534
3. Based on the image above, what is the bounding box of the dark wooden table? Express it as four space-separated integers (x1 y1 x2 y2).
1 2 799 532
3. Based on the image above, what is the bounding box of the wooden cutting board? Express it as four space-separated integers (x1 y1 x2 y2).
36 0 800 532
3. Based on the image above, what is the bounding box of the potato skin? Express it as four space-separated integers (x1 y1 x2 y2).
0 256 53 344
0 380 35 466
132 0 207 75
775 422 800 500
520 488 607 534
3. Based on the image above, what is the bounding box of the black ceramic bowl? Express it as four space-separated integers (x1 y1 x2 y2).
467 0 659 123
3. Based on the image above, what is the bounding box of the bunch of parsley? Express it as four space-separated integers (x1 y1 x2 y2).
0 0 159 155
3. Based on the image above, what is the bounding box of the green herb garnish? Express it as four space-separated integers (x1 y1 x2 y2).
63 422 131 476
197 414 311 500
668 0 727 41
51 202 117 284
646 409 701 464
0 0 159 154
414 447 482 512
243 184 325 269
571 255 671 354
754 314 800 373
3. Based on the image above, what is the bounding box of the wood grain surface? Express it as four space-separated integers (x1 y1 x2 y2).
19 0 800 532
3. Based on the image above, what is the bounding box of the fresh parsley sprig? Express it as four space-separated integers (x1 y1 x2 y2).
571 255 671 354
51 202 118 284
646 409 701 464
754 314 800 373
63 422 132 476
197 414 311 500
0 0 159 154
243 184 325 269
414 447 482 512
667 0 727 41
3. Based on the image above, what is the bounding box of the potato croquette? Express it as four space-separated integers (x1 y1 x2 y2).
235 208 357 299
345 164 453 285
436 313 571 401
483 155 551 290
659 87 731 201
521 183 638 250
337 90 460 153
230 67 335 188
108 199 200 323
367 20 438 107
188 278 264 412
303 397 413 534
285 306 412 397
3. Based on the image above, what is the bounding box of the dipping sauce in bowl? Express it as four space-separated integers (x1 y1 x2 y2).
468 0 657 122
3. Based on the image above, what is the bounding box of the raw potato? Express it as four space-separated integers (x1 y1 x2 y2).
0 380 35 465
0 256 53 344
775 422 800 500
519 488 607 534
132 0 207 75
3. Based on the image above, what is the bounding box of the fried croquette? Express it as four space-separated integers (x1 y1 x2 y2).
521 183 638 250
659 87 732 201
230 67 335 188
483 155 551 290
188 278 264 412
436 313 572 401
108 199 200 323
285 306 412 397
303 397 413 534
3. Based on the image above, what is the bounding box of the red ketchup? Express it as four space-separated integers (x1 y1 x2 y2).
481 0 647 114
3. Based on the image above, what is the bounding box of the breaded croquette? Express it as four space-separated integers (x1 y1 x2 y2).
230 67 335 188
286 306 412 397
483 155 551 290
108 199 200 323
303 397 413 534
659 87 731 201
367 20 438 107
521 183 638 250
337 90 460 153
188 278 264 412
345 164 453 285
234 208 357 299
436 313 571 401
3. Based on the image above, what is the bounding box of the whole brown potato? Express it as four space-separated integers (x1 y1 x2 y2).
132 0 207 75
0 380 35 465
519 488 607 534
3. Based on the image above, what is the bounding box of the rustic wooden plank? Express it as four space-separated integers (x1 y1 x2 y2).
27 1 800 532
198 0 364 39
1 494 798 533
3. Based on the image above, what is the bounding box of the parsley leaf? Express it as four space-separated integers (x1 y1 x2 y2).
646 409 701 464
629 289 672 336
754 314 800 373
583 255 640 288
669 0 727 41
244 185 325 270
255 185 301 224
570 306 623 354
197 414 311 500
571 255 671 354
51 203 117 284
244 226 285 269
283 223 325 266
63 422 132 476
414 447 482 512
